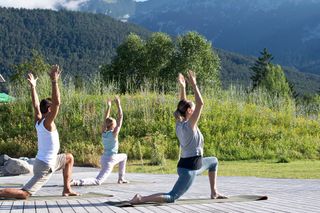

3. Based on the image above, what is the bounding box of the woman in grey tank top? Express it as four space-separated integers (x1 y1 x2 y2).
130 71 227 204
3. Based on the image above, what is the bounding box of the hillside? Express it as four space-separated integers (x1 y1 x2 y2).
131 0 320 75
0 7 319 95
38 0 320 76
217 48 320 94
0 7 150 77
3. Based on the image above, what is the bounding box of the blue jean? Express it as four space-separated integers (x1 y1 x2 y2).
163 157 218 203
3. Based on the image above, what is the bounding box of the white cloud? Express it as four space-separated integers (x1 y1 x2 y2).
0 0 88 10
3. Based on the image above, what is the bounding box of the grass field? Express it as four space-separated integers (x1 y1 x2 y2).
124 159 320 179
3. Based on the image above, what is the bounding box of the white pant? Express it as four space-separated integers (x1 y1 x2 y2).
75 153 127 186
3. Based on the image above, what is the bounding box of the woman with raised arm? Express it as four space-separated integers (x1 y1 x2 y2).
130 70 226 204
71 96 129 186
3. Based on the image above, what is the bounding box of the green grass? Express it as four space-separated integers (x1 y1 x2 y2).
124 159 320 179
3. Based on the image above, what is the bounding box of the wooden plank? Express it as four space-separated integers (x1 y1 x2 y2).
99 197 129 213
168 204 197 213
35 201 49 213
56 200 75 213
45 201 62 213
75 199 101 213
181 204 211 213
23 201 36 213
0 201 13 212
10 201 23 213
66 200 87 213
142 206 168 213
155 206 182 213
133 206 155 213
86 198 113 213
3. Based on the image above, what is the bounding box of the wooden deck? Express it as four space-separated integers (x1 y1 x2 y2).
1 167 320 212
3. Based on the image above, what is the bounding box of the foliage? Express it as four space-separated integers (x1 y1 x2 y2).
173 31 221 90
259 64 292 99
250 49 292 99
126 159 320 179
0 7 150 78
0 7 319 95
251 48 274 90
101 32 220 93
0 78 319 165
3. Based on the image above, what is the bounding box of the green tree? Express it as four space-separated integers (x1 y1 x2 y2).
260 64 292 98
101 33 146 93
9 50 51 97
250 48 273 90
173 31 221 90
101 31 221 93
145 32 174 83
10 50 51 85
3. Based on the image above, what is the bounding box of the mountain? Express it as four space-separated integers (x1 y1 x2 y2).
0 7 150 77
76 0 136 21
217 48 320 94
130 0 320 75
0 7 319 95
3 0 319 76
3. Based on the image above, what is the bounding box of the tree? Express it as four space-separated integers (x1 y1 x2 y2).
9 50 51 97
101 31 221 93
259 64 292 98
145 32 174 82
173 32 221 90
101 33 146 93
250 48 273 90
10 50 51 85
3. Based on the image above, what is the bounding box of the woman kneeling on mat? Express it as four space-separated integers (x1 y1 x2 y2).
130 70 227 204
71 96 129 186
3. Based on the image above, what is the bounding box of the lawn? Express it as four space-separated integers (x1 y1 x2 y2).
125 159 320 179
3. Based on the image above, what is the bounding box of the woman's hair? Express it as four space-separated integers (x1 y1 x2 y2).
105 117 116 130
174 99 192 121
40 98 52 114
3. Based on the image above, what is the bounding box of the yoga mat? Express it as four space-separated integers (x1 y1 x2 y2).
0 192 113 201
105 195 268 207
0 183 23 187
43 180 154 188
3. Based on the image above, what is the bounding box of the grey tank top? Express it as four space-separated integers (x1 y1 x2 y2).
176 120 204 158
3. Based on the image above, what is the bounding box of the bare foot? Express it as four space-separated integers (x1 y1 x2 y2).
118 179 130 184
211 192 228 199
63 191 81 197
130 194 142 204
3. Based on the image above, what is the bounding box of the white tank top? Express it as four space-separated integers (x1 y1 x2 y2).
35 119 60 168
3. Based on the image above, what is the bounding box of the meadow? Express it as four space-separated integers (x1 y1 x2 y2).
0 75 319 170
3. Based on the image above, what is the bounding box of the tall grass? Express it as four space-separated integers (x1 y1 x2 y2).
0 76 319 166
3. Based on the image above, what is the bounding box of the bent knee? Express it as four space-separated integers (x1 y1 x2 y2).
162 194 176 203
209 157 218 172
65 153 74 163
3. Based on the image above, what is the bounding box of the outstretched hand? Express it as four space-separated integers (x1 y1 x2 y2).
27 73 38 87
106 99 112 107
186 70 197 87
178 73 186 88
114 96 121 106
49 64 62 81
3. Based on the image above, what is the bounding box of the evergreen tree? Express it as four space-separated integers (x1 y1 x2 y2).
260 64 292 99
250 48 273 90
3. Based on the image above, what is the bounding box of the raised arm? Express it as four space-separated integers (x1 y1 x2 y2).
27 73 41 123
44 65 62 130
101 99 111 133
178 73 186 100
113 96 123 137
187 70 204 131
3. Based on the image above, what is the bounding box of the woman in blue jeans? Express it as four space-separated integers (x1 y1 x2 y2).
130 70 227 204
